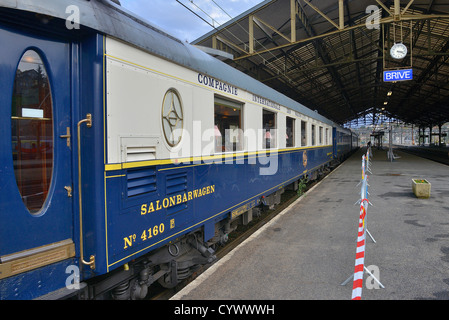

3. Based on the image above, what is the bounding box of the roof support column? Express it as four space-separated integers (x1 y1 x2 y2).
421 127 424 146
249 14 254 54
291 0 296 42
339 0 344 29
418 127 421 145
394 0 401 21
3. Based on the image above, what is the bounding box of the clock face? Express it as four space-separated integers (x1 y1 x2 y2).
390 43 407 60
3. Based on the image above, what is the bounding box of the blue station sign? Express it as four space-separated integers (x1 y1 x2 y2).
383 69 413 82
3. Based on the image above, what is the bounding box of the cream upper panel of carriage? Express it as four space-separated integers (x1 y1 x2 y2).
106 37 196 164
105 37 328 165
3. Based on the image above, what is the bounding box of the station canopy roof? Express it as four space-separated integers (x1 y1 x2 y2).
192 0 449 127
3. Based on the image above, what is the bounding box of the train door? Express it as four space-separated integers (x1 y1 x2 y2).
0 27 75 276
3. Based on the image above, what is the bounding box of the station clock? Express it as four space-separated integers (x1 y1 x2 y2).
390 42 408 60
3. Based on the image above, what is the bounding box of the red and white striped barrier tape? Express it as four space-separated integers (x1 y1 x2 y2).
351 204 367 300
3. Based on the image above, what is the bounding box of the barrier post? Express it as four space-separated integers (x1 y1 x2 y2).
361 155 375 243
341 147 384 299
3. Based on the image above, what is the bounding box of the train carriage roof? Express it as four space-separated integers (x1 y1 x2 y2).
0 0 336 126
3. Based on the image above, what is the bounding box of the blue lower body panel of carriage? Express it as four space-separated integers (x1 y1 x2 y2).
102 146 332 271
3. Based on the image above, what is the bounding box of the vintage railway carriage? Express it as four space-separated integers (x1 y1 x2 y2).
351 131 360 150
0 0 357 299
333 126 357 162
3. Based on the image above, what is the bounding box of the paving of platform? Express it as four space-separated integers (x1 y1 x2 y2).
172 148 449 300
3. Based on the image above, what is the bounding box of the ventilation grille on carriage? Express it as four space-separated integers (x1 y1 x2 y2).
125 146 156 162
127 167 157 197
165 172 188 214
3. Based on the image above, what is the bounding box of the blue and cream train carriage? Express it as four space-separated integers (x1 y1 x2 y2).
0 0 358 299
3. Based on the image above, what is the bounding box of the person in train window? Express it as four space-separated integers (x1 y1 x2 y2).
264 122 272 149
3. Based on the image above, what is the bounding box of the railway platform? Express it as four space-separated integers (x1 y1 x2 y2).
171 147 449 300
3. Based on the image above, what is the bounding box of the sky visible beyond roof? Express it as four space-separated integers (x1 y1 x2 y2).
119 0 264 43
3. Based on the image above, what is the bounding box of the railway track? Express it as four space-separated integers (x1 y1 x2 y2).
396 146 449 166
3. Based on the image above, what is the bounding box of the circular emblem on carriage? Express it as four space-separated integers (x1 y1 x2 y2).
162 89 184 147
302 150 308 167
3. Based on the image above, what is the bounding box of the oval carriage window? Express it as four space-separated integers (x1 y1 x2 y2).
161 89 184 147
11 50 53 214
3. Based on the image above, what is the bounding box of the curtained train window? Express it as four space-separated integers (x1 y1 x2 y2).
286 117 295 147
311 124 316 146
11 50 53 214
301 120 307 146
263 109 276 149
214 97 243 152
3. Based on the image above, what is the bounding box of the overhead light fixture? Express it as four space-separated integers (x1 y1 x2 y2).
384 101 388 105
387 91 392 96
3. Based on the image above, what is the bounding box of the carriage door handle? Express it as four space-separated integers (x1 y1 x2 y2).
64 186 73 197
77 113 95 269
60 127 71 148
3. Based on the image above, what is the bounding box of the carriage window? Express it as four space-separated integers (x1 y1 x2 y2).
11 50 53 214
263 109 276 149
301 120 307 146
286 117 295 148
214 97 243 152
311 124 316 146
325 128 329 145
319 126 323 145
